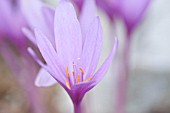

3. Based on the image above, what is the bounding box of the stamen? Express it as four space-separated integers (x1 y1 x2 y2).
66 66 70 78
77 75 81 83
84 78 92 82
66 80 71 89
79 68 84 75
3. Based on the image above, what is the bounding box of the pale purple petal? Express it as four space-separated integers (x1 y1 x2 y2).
79 0 96 43
54 0 82 66
34 29 66 85
86 18 102 78
35 68 57 87
79 17 102 79
27 47 48 70
42 6 55 40
92 37 118 84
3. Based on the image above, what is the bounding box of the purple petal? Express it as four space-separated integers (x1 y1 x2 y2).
41 5 55 42
54 0 82 66
120 0 151 32
92 37 118 84
96 0 121 21
34 29 66 85
27 47 48 70
72 0 84 12
21 0 55 46
35 68 57 87
79 17 102 79
79 0 96 43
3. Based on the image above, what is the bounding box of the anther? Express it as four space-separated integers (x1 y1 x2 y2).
66 66 70 78
79 68 84 75
77 75 81 83
84 78 92 82
66 80 71 89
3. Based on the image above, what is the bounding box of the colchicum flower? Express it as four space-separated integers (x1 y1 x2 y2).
28 0 118 112
96 0 152 35
21 0 57 86
21 0 55 46
72 0 151 36
0 0 27 49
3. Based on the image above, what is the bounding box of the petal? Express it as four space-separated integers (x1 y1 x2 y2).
35 68 57 87
92 38 118 84
86 17 102 78
54 0 82 66
79 0 96 43
79 17 102 79
120 0 151 31
34 28 66 85
72 0 83 11
27 47 47 69
41 6 55 42
21 0 55 46
96 0 120 21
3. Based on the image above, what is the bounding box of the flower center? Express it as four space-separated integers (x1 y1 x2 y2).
65 66 92 89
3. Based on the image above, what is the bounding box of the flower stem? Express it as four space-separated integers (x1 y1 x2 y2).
74 102 82 113
115 34 131 113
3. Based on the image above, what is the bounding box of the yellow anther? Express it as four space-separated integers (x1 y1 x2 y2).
77 75 81 83
79 68 84 75
84 78 92 82
66 66 70 78
66 80 71 89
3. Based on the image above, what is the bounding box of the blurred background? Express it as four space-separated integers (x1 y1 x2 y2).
0 0 170 113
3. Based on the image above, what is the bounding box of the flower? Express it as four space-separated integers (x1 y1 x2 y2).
21 0 57 86
21 0 55 46
96 0 151 35
0 0 27 49
72 0 151 36
29 0 118 111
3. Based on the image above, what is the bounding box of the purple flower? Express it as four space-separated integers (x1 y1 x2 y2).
29 0 118 112
21 0 55 46
72 0 151 36
0 0 27 49
96 0 151 35
21 0 57 87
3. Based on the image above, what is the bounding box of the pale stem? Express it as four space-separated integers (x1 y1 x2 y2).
115 34 131 113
